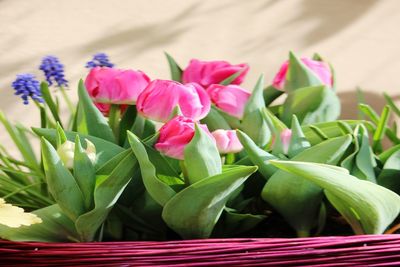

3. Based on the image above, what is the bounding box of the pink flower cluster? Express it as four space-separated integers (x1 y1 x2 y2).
84 56 331 160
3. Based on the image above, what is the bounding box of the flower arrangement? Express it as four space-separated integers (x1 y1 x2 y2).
1 51 400 243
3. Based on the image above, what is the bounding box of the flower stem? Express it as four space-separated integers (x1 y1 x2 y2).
108 104 121 142
59 86 75 115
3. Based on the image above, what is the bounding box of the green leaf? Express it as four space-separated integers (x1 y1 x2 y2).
75 150 138 241
76 80 115 143
73 137 96 210
184 124 222 184
288 115 311 157
236 130 278 179
302 120 373 145
32 128 124 168
162 165 258 238
220 69 245 86
127 131 177 206
165 52 183 82
0 204 79 242
262 135 352 236
118 105 137 146
41 138 85 221
241 75 271 147
377 150 400 194
55 122 67 148
40 82 63 127
379 144 400 164
341 125 376 183
270 160 400 234
282 85 340 125
284 51 324 91
201 107 231 131
214 207 266 237
372 105 390 152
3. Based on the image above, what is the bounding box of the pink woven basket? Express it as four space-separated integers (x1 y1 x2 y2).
1 235 400 266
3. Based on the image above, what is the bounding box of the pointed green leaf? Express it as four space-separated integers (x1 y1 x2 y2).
201 107 231 131
184 124 222 184
262 135 352 236
270 160 400 234
165 52 183 82
263 85 283 106
40 82 63 127
76 80 115 143
236 130 278 179
73 137 96 210
241 75 271 147
128 131 177 206
288 115 311 157
284 51 324 91
162 165 257 238
41 138 85 221
75 150 137 241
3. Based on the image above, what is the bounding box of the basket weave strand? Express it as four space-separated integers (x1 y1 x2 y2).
1 235 400 266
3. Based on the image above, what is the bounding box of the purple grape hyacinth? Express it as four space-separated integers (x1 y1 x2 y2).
39 55 68 87
12 74 43 105
85 53 114 68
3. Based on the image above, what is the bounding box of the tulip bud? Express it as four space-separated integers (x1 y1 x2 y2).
84 67 150 105
155 116 212 160
280 129 292 155
57 139 96 169
272 58 333 90
207 84 251 119
182 59 249 88
137 79 211 122
211 130 243 154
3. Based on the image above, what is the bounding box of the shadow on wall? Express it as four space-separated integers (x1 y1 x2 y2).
244 0 378 52
79 2 201 60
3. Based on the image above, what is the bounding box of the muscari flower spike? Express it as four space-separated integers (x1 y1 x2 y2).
85 52 115 68
39 55 68 87
12 74 43 105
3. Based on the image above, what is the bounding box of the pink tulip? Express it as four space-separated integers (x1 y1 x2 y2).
136 79 211 122
280 129 292 154
93 102 128 116
182 59 249 88
272 58 333 90
207 84 251 119
155 116 211 160
84 67 150 104
212 130 243 154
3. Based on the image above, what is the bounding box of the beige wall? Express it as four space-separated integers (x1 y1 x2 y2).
1 0 399 144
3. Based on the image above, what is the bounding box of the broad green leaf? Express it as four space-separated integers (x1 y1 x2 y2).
262 135 352 236
282 85 340 125
128 132 177 206
165 52 183 82
377 150 400 194
379 144 400 164
237 130 277 179
76 80 115 143
241 75 270 147
162 165 258 239
73 137 96 210
201 107 231 131
0 204 79 242
75 151 137 241
184 124 222 184
284 51 324 91
41 138 85 221
32 128 124 168
118 105 137 146
270 160 400 234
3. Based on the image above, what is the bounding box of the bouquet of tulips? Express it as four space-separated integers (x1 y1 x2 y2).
1 51 400 243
